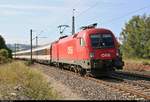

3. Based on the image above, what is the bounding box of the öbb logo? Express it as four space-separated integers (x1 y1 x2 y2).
67 47 73 54
101 53 111 57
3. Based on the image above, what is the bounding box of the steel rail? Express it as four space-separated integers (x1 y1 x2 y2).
110 72 150 89
87 77 150 100
115 71 150 81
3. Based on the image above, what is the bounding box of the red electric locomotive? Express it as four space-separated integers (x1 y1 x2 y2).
51 23 124 76
13 23 124 76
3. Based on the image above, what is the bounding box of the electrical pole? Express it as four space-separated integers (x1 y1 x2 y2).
35 36 38 56
30 29 33 63
14 43 16 58
72 9 75 35
36 36 38 47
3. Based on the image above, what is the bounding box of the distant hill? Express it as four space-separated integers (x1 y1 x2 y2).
7 44 37 52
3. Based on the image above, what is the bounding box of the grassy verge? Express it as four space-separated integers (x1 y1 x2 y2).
123 58 150 71
0 61 59 100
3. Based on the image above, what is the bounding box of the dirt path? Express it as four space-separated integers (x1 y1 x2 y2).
44 74 85 100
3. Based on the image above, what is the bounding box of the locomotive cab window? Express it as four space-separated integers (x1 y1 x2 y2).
90 34 114 48
80 38 85 47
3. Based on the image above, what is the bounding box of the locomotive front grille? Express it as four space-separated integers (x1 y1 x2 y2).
91 59 113 69
90 59 113 76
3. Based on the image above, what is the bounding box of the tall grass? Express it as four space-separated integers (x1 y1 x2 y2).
0 61 58 100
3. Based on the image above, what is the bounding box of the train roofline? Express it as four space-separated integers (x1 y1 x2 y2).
13 43 51 55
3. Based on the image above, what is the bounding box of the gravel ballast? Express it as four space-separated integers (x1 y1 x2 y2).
32 64 146 100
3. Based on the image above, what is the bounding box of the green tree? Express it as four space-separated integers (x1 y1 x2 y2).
0 35 12 58
120 14 150 59
0 35 7 49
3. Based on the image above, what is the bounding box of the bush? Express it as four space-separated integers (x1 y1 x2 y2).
0 49 11 64
0 49 9 58
24 61 34 66
142 61 150 65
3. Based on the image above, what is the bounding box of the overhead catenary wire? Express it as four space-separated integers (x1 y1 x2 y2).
57 1 101 28
76 2 100 18
71 0 83 9
43 1 101 36
103 4 150 24
75 2 150 28
41 0 83 39
40 2 150 45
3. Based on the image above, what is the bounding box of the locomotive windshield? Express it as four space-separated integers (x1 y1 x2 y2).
90 34 114 48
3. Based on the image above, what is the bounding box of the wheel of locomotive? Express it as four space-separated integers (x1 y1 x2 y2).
112 68 116 71
56 63 60 68
59 63 63 70
76 65 80 73
80 69 87 77
75 66 80 74
77 68 80 74
109 67 115 71
74 68 77 73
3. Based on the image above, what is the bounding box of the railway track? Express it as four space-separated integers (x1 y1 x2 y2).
103 72 150 100
113 70 150 81
62 68 150 100
33 62 150 100
89 77 150 100
110 72 150 88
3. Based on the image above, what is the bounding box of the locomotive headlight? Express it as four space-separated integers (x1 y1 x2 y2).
90 52 95 58
116 50 119 56
116 52 119 56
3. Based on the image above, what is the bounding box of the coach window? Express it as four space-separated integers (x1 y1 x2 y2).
80 38 85 47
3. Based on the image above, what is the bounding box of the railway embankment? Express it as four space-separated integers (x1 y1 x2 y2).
0 61 149 100
123 59 150 72
32 63 150 100
0 61 59 100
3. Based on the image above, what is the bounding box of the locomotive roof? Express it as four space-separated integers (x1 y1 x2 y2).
54 28 114 43
80 28 113 34
75 28 113 37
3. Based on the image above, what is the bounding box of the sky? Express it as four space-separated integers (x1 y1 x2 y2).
0 0 150 45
